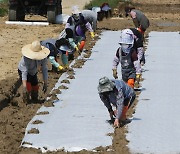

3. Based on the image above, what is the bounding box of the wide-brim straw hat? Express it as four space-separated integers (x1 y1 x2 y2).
22 40 50 60
98 76 115 93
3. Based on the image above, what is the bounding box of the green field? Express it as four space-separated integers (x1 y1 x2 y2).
85 0 131 10
0 0 8 17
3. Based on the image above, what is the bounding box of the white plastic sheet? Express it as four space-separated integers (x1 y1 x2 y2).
21 31 121 152
127 32 180 153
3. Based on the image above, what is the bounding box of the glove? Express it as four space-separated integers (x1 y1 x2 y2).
136 73 141 84
58 65 64 71
42 83 47 93
112 69 118 79
22 86 29 103
75 46 81 54
75 46 79 52
90 32 95 39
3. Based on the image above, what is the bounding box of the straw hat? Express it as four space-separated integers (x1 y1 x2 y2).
98 77 115 93
22 40 50 60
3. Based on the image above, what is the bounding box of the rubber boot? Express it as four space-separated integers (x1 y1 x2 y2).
23 82 31 104
31 85 39 102
61 54 68 68
31 90 38 102
79 40 85 52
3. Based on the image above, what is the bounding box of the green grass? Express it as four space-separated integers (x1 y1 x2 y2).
84 0 131 10
0 8 8 16
0 0 8 17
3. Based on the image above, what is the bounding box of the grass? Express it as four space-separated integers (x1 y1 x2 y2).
84 0 131 10
0 0 8 17
0 8 8 16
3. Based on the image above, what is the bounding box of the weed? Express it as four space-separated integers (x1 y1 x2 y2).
84 0 131 10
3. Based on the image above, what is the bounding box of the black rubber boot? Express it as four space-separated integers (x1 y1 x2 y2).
31 91 38 102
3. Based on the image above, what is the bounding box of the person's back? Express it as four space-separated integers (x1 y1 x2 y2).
130 9 150 31
113 79 135 98
130 28 143 48
112 29 137 88
130 28 145 77
18 41 50 103
98 77 136 127
81 10 97 31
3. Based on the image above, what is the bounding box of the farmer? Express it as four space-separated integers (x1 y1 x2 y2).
81 9 98 31
100 2 112 19
130 28 145 83
98 76 136 128
112 29 138 88
125 6 150 36
18 40 50 103
56 28 79 70
40 38 65 72
65 5 95 52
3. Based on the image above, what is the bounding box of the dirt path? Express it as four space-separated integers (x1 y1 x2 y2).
0 0 180 154
62 0 92 14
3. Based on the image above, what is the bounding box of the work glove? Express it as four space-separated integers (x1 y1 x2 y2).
75 46 79 52
42 83 48 93
77 42 81 48
136 73 141 84
75 45 81 54
90 32 95 39
112 69 118 79
22 86 29 103
58 65 64 71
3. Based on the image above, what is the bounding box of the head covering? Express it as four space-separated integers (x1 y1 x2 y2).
119 29 134 45
124 6 135 17
92 7 101 13
22 40 50 60
98 76 115 93
72 5 81 14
